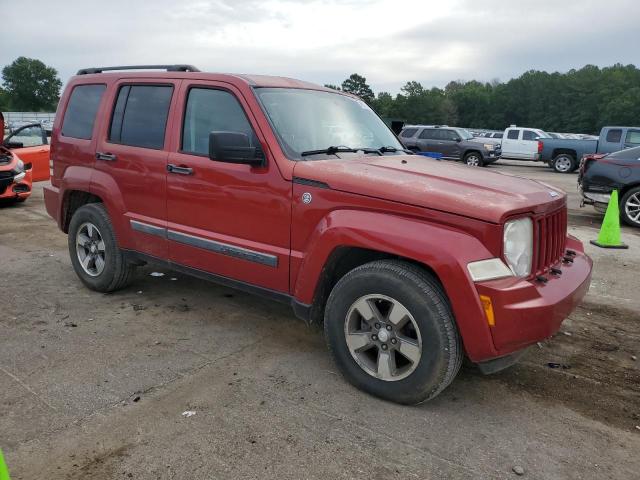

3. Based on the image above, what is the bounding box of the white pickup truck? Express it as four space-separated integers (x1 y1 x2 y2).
500 126 550 161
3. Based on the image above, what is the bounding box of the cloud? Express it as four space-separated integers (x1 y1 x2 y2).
0 0 638 94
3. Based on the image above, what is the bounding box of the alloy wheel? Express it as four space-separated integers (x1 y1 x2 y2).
75 222 106 277
344 294 422 381
466 155 480 166
554 156 572 173
625 192 640 225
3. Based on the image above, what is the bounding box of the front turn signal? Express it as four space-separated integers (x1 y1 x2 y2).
479 295 495 327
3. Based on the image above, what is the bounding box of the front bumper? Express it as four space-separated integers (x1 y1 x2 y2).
483 150 501 162
0 168 32 200
474 236 592 358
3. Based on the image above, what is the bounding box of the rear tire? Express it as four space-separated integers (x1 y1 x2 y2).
68 203 136 292
464 152 484 167
620 186 640 228
551 154 576 173
324 260 462 404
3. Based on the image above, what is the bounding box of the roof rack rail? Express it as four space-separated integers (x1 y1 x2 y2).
76 64 201 75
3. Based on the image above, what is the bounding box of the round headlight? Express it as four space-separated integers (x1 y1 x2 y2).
503 217 533 277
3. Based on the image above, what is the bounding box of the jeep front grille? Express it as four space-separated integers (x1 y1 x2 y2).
534 207 568 273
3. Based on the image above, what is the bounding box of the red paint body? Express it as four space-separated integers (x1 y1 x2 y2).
44 71 592 363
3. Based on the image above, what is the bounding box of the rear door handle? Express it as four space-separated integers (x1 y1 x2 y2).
167 164 194 175
96 152 117 161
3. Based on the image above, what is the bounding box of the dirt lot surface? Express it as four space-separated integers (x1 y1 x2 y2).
1 160 639 479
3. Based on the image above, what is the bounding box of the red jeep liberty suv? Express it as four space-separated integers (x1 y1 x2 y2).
44 65 592 404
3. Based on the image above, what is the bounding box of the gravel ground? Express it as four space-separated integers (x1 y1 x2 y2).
1 160 639 479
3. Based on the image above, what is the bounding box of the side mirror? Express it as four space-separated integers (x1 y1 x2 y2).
209 131 264 166
454 137 462 142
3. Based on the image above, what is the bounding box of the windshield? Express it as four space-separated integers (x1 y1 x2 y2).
455 128 474 140
255 88 403 159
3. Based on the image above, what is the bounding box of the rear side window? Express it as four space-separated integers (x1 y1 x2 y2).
522 130 538 141
419 129 436 139
181 88 255 155
625 130 640 145
400 128 418 138
507 129 519 140
61 84 106 139
606 129 622 143
109 85 173 149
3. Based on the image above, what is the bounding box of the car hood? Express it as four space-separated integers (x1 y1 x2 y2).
293 155 565 224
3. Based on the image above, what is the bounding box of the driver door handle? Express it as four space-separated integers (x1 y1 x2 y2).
167 164 194 175
96 152 117 161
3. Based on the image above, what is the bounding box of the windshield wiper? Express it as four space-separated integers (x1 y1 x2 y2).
300 146 382 157
301 146 357 157
379 146 415 155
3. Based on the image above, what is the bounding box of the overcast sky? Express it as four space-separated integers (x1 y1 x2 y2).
2 0 638 94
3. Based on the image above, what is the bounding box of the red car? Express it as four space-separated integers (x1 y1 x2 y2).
44 65 592 404
0 114 33 202
2 113 50 182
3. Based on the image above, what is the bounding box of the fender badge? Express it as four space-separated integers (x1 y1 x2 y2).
549 191 559 198
302 192 313 204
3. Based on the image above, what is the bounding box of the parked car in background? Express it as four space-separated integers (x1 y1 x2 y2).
541 126 640 173
44 64 592 404
0 114 33 203
579 146 640 227
399 125 501 166
548 132 566 139
500 126 550 162
1 114 51 182
484 132 504 139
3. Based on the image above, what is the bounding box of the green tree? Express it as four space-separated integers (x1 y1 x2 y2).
371 91 395 117
341 73 374 103
0 87 9 111
2 57 62 111
332 63 640 133
324 84 341 91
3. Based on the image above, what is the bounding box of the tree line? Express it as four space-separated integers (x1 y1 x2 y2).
1 57 62 112
331 64 640 134
2 57 638 135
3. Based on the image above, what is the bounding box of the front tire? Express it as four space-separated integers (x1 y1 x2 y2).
68 203 136 292
464 152 484 167
551 154 576 173
620 186 640 228
324 260 462 404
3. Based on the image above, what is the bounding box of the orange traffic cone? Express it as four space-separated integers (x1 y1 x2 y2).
590 190 628 249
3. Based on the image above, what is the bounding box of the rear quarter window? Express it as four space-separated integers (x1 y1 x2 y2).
400 128 418 138
522 130 538 141
61 84 106 140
